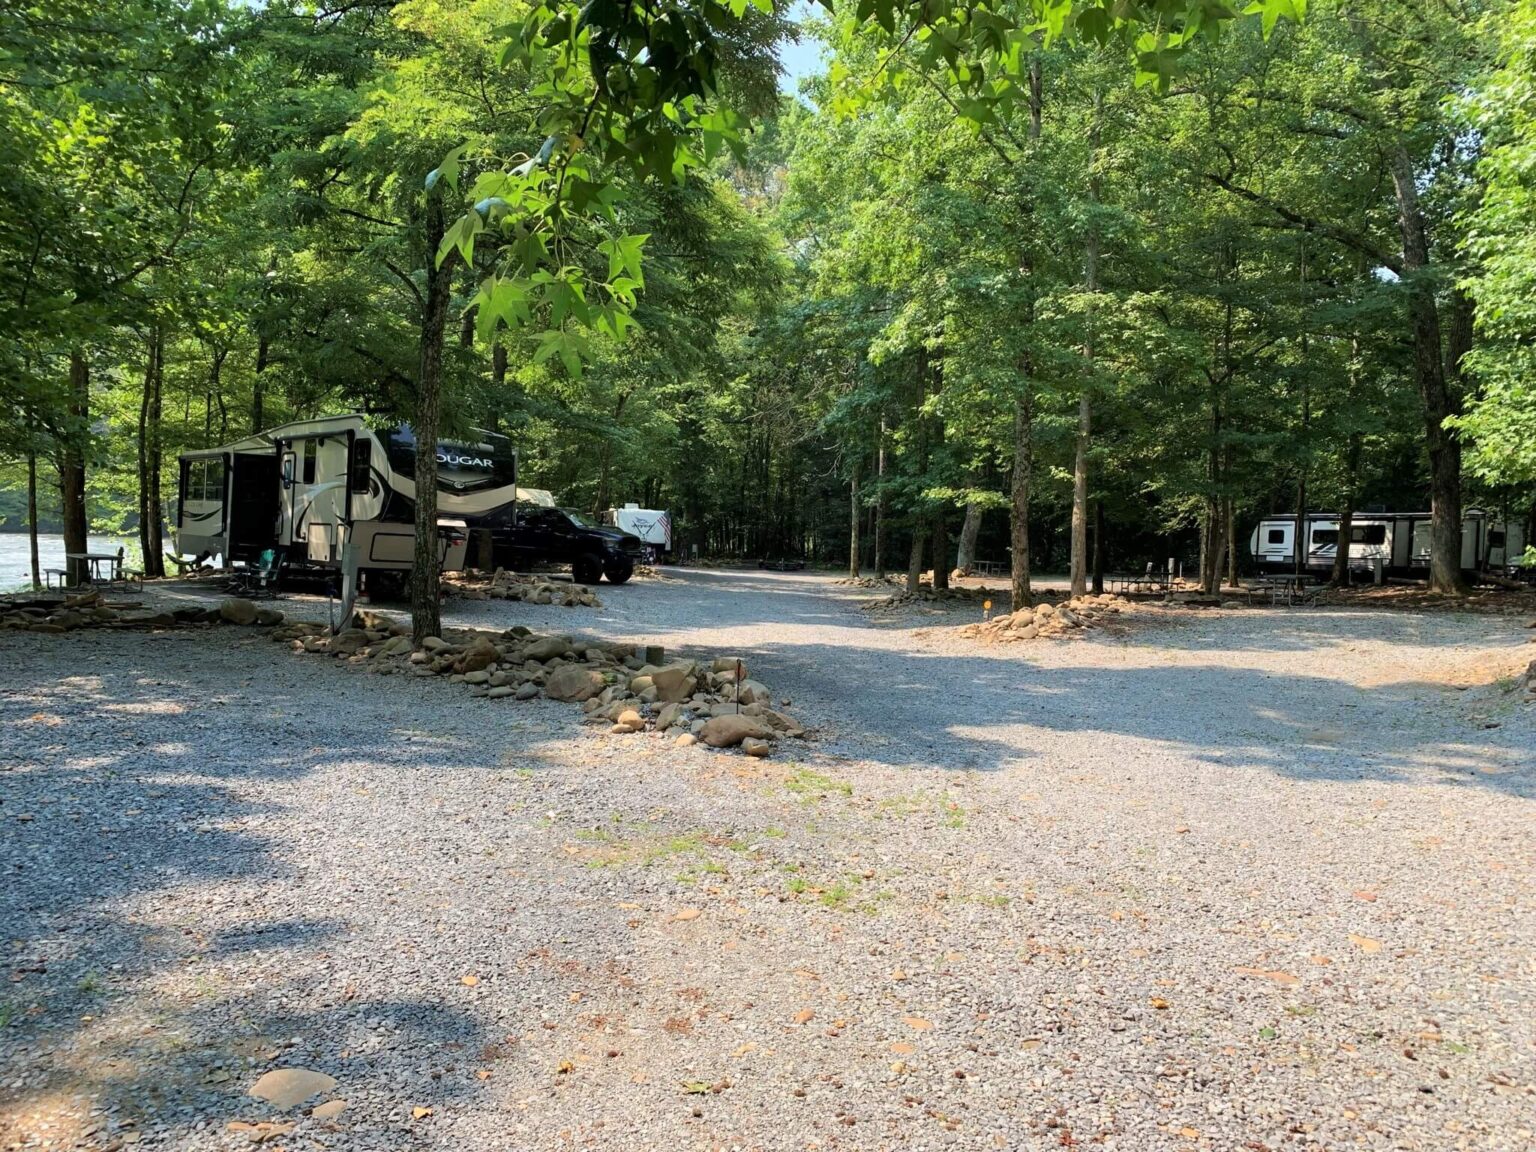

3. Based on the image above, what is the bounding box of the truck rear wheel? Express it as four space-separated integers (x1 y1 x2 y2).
572 554 603 586
604 558 633 584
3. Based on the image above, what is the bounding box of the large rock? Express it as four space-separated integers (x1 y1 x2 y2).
255 607 285 626
457 639 498 673
330 628 370 655
700 713 777 748
651 663 698 704
219 597 258 625
712 656 748 676
545 665 605 702
524 636 572 662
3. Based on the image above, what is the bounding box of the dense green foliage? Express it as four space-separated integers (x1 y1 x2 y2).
2 0 1532 604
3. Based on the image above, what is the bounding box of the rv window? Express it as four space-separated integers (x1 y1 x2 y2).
300 440 316 484
1266 528 1286 544
1350 524 1387 545
1489 530 1506 549
349 439 372 494
1311 529 1339 547
186 459 224 502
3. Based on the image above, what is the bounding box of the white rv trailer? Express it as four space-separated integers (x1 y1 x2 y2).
177 415 521 600
1248 510 1525 578
604 504 672 561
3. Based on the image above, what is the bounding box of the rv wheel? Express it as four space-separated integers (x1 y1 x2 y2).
604 558 634 584
572 553 603 586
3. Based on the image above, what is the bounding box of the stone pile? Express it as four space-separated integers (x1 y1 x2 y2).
0 591 285 633
863 584 998 613
957 593 1130 643
271 613 807 755
447 569 602 608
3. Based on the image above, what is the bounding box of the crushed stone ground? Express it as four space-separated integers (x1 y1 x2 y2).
2 568 1533 1151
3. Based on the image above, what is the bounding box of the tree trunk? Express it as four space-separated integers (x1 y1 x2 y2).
955 501 981 575
26 446 41 590
906 526 925 594
1010 56 1042 613
1070 91 1101 601
1225 497 1238 588
847 455 861 579
61 351 90 586
1331 431 1363 587
1070 390 1091 599
489 340 508 435
1010 390 1033 609
1294 473 1307 580
873 415 887 576
137 329 166 580
253 334 269 434
1091 497 1105 594
1389 145 1463 594
412 187 457 644
931 508 950 590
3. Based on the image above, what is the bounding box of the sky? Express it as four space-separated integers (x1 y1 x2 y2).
777 1 828 93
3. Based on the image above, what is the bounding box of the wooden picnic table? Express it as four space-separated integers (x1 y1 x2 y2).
64 550 141 586
1254 572 1319 606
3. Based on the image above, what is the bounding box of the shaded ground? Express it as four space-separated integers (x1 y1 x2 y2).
2 569 1533 1151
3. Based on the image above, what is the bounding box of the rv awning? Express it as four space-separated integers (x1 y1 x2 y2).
181 433 273 460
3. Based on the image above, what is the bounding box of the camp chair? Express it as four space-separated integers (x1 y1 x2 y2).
224 547 286 598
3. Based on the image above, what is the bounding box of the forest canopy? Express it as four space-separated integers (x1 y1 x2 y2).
3 0 1534 614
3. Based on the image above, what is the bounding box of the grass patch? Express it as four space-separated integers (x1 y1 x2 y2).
784 768 852 803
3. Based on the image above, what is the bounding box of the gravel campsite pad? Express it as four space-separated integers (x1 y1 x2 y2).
2 569 1534 1151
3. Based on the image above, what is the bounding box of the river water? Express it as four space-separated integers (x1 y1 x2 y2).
0 533 142 591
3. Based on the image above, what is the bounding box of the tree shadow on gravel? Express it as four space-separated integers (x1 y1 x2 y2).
733 638 1536 800
0 631 502 1149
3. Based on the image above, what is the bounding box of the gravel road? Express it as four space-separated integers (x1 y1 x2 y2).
2 568 1533 1152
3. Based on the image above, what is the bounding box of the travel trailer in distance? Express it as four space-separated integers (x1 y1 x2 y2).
604 504 672 562
176 416 521 600
1248 510 1526 579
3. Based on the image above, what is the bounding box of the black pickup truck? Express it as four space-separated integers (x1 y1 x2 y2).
493 505 642 584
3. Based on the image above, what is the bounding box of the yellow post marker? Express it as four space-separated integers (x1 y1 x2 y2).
983 598 992 621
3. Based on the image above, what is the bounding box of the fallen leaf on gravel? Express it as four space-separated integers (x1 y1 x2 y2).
460 975 480 987
1174 825 1190 834
793 1008 815 1024
411 1107 433 1120
903 1016 933 1030
1020 1038 1042 1050
681 1081 712 1095
1233 967 1298 985
890 968 908 981
556 1060 574 1074
890 1041 915 1055
673 908 701 922
1348 934 1382 954
1180 1126 1200 1138
1310 954 1333 965
1353 890 1378 903
733 1042 758 1057
1150 997 1170 1010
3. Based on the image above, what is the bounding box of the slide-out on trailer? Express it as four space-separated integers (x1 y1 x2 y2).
1249 510 1525 578
177 415 521 617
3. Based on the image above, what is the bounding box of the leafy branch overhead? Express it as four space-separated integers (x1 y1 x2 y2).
433 0 1305 377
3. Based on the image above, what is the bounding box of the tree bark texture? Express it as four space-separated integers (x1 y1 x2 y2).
61 351 90 586
412 188 455 644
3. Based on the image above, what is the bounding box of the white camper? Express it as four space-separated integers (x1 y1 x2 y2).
605 504 672 562
1248 510 1525 578
177 415 521 612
